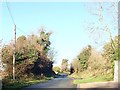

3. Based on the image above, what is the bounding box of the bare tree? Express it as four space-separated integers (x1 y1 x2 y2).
47 48 57 61
86 2 118 82
86 2 118 49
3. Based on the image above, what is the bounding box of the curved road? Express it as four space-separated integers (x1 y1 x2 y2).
22 74 77 90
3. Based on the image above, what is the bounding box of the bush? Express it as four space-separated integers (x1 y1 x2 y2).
53 66 60 74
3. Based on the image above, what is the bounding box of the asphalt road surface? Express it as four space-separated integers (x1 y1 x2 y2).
22 74 77 90
22 74 119 90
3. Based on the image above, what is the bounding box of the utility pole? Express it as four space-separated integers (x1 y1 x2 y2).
13 24 16 80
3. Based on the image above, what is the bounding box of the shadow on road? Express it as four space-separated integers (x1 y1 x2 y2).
54 73 68 78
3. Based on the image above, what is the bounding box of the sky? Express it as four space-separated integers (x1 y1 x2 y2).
0 2 118 67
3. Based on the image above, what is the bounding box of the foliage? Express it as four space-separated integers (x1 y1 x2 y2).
77 45 91 71
1 27 55 80
103 36 118 61
70 43 115 81
71 59 80 73
87 48 108 74
53 66 60 74
71 3 118 83
1 44 13 78
0 39 3 77
71 45 92 73
102 35 119 76
71 36 119 84
61 59 68 72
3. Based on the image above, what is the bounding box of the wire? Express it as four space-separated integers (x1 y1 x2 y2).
6 0 15 25
5 1 31 37
16 26 29 36
5 0 29 36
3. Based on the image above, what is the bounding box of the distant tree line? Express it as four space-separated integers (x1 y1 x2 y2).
61 59 68 73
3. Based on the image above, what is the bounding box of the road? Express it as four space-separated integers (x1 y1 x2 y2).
22 74 77 90
22 74 119 90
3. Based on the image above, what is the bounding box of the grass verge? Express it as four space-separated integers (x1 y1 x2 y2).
2 77 53 90
73 75 113 84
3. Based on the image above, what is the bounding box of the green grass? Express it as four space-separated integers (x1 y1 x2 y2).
2 77 53 90
73 75 113 84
